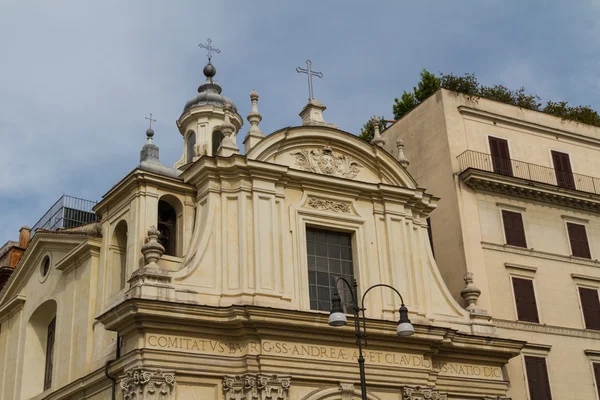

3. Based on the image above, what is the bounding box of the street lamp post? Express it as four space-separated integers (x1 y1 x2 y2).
328 278 414 400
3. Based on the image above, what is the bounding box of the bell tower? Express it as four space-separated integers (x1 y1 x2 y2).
175 40 243 168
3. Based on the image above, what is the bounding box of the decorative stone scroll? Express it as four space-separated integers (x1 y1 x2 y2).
120 368 175 400
291 146 362 179
223 374 291 400
307 197 352 214
402 386 448 400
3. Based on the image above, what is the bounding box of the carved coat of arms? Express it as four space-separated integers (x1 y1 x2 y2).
291 146 362 179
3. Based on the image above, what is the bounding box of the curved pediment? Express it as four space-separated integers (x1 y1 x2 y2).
246 126 417 188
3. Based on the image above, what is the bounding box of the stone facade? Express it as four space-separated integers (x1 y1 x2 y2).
0 76 526 398
383 88 600 399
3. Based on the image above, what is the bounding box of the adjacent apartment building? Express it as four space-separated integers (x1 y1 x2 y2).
383 88 600 400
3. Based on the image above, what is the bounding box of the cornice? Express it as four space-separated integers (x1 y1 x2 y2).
41 366 110 400
482 241 600 267
0 294 26 324
0 235 84 305
494 318 600 340
55 237 103 274
95 169 194 215
460 168 600 214
458 105 600 147
97 300 524 358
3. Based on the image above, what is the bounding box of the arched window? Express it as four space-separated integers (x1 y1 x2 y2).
21 300 57 398
158 199 177 256
112 220 128 291
186 131 196 163
212 129 223 155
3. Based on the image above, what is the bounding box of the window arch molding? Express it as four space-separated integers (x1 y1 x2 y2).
212 128 224 156
158 194 184 257
21 299 58 398
301 385 382 400
111 219 128 292
186 130 196 163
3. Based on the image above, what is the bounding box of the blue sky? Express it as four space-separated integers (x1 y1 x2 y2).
1 1 599 244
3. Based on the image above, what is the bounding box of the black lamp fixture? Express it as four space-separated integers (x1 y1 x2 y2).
328 278 414 400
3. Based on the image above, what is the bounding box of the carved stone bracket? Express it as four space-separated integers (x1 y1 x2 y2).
291 146 362 179
223 374 291 400
307 197 352 214
120 368 175 400
402 386 448 400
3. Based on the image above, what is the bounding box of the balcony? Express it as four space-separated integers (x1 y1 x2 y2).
457 150 600 213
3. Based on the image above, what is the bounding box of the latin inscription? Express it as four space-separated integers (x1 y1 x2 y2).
145 334 503 380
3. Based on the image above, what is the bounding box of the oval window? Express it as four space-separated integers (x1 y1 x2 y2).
41 256 50 277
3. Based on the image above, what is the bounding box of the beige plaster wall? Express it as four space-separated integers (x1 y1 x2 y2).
382 91 470 307
0 244 99 400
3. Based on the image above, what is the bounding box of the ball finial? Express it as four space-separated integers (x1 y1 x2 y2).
146 128 154 139
203 63 216 78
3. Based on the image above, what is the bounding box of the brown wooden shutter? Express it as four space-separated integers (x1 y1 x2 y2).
551 150 575 189
594 363 600 400
567 222 591 259
525 356 552 400
489 137 513 176
512 277 539 323
579 287 600 330
502 210 527 248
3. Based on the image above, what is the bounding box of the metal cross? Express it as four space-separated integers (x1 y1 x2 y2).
296 59 323 101
145 113 157 129
198 38 221 63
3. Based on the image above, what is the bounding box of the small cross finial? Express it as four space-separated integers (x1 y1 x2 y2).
145 113 157 130
198 38 221 63
296 59 323 101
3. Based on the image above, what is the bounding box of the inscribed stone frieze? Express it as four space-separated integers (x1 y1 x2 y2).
144 334 503 380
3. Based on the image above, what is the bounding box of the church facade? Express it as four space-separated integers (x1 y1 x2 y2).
0 60 523 399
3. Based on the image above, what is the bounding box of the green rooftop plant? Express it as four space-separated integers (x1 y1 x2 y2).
359 69 600 142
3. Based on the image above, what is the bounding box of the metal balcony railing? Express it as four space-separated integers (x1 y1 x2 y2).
32 195 98 233
457 150 600 195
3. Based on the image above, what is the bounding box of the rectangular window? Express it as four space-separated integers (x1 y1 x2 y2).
489 136 513 176
44 317 56 390
579 287 600 330
512 277 539 323
551 150 575 189
594 363 600 400
567 222 591 259
502 210 527 248
525 356 552 400
306 227 354 312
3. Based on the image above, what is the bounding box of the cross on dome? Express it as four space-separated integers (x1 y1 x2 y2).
198 38 221 63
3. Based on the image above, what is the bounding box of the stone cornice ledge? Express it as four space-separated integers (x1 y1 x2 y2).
97 299 524 359
0 294 26 323
56 237 103 274
482 241 600 267
458 106 600 147
495 319 600 339
460 169 600 214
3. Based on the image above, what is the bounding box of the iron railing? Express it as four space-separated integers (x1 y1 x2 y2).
457 150 600 195
32 195 98 233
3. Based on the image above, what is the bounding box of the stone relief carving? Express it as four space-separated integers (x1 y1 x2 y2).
292 146 362 179
223 374 291 400
339 383 356 400
402 386 448 400
307 197 352 214
120 368 175 400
